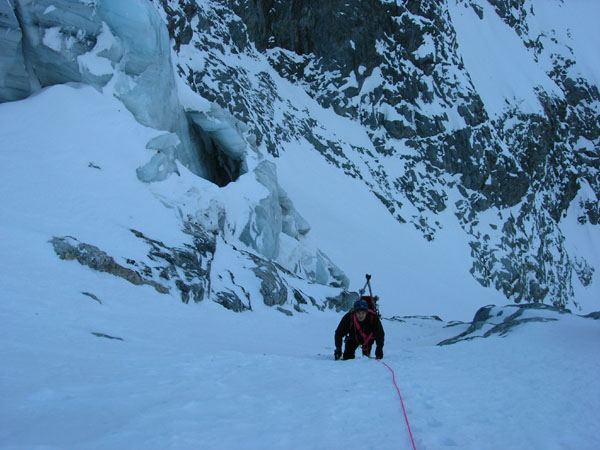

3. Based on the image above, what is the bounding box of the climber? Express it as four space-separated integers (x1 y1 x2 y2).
360 294 380 317
334 299 385 360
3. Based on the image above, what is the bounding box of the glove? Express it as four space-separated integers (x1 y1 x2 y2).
334 349 342 360
375 347 383 360
362 345 371 357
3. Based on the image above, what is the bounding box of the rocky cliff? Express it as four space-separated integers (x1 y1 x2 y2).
1 0 597 311
159 0 599 308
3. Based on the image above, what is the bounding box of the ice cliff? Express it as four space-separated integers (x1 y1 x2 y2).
0 0 350 312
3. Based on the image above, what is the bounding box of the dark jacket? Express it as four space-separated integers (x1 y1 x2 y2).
335 310 385 352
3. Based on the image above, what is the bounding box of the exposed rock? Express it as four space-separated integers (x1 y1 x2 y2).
50 236 168 294
582 311 600 320
91 332 124 341
276 307 293 316
130 224 215 304
82 291 102 304
168 0 598 309
50 226 218 304
326 291 359 312
51 219 345 313
251 260 288 307
437 303 572 346
214 289 248 312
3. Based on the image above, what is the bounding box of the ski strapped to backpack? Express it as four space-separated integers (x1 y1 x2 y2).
359 274 381 318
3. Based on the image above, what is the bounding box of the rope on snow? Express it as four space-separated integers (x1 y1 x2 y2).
370 357 417 450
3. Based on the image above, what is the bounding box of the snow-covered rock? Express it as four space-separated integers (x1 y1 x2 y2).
161 0 599 310
437 302 581 345
1 0 598 312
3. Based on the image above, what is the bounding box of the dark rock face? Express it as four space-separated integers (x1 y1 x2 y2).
231 0 392 74
158 0 598 309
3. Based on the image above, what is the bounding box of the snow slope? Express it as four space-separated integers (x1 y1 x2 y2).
3 283 599 450
1 75 599 450
532 0 600 86
274 141 507 321
448 0 562 118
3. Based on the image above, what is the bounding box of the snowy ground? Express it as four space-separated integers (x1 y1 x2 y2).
1 272 599 449
1 78 599 449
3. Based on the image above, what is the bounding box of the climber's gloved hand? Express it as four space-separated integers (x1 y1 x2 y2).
334 349 342 360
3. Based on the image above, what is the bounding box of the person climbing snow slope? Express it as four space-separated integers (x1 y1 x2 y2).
334 299 385 360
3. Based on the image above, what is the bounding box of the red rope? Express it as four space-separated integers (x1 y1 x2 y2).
370 357 417 450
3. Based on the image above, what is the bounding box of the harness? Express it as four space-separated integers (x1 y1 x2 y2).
352 311 374 347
